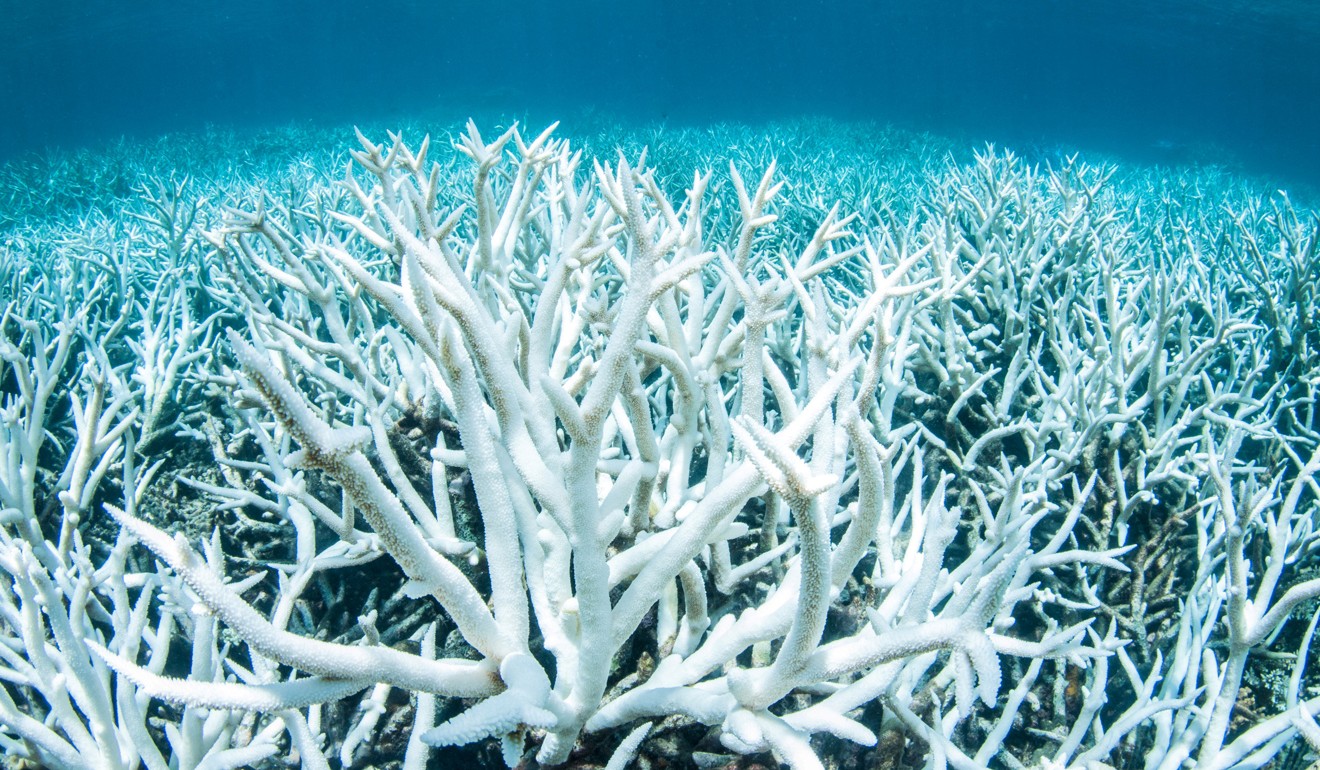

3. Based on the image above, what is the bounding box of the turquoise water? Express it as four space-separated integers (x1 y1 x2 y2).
2 4 1320 769
2 0 1318 190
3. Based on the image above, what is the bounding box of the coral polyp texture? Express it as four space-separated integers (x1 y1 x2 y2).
1 119 1319 770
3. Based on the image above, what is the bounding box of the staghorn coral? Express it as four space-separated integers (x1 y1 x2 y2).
0 119 1317 770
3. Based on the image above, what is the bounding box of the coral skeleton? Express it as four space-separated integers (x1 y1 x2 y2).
1 118 1318 770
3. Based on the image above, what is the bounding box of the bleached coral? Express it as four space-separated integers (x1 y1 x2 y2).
1 118 1318 770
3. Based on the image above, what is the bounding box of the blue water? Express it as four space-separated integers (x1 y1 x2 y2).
3 0 1318 189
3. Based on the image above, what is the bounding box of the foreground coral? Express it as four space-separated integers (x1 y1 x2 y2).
1 120 1318 770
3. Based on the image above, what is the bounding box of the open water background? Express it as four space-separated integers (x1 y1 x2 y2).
2 0 1318 189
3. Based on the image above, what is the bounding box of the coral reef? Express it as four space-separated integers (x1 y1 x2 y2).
1 118 1318 770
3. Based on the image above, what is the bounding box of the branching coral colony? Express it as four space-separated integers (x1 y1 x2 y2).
2 120 1320 770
